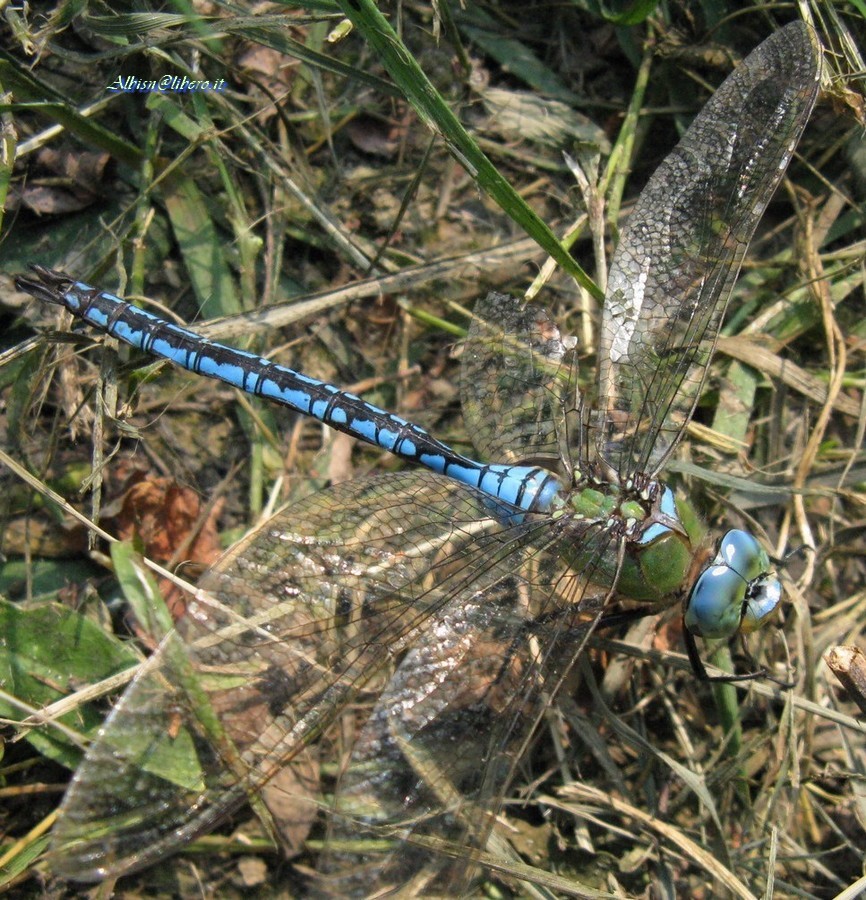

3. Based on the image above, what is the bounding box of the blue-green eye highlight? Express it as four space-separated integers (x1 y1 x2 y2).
685 530 782 639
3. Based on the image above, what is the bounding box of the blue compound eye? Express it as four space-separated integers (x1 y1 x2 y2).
684 565 746 639
741 575 784 634
718 530 771 582
685 530 783 639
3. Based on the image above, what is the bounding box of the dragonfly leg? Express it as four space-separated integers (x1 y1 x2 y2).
685 626 795 687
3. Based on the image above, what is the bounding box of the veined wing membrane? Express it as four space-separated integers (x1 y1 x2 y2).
319 520 618 894
50 463 619 892
461 292 580 470
595 22 821 480
48 470 575 883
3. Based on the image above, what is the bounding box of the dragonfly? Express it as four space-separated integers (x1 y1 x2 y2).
16 20 821 895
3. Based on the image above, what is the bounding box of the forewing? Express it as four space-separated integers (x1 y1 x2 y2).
595 22 820 478
49 465 621 893
48 471 547 882
461 292 579 469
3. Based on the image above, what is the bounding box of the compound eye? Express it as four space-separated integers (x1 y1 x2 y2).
718 530 771 582
740 575 784 633
685 530 782 639
684 565 745 639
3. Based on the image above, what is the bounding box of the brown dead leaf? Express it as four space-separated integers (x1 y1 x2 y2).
9 148 112 214
345 114 403 158
234 856 268 888
235 44 298 122
209 674 321 856
37 147 111 189
261 755 320 857
105 473 223 619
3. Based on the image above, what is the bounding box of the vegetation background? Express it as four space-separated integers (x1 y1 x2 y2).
1 1 865 897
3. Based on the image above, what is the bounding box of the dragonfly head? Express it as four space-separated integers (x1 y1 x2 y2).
684 529 783 639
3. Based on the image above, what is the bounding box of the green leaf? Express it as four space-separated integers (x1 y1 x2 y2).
454 6 580 104
160 172 241 318
0 49 144 167
593 0 663 26
0 597 140 768
111 542 175 641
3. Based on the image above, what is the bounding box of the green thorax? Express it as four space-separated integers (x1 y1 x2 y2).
554 480 706 604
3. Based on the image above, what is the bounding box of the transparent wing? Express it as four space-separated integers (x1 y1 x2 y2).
320 522 615 894
595 21 821 479
319 568 536 894
48 469 614 891
461 292 580 470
